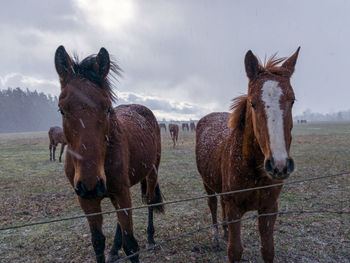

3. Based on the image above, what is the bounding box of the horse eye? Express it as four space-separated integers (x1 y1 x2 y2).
58 108 65 116
251 103 256 110
291 100 295 107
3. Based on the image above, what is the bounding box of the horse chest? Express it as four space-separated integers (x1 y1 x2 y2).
235 190 276 212
226 176 282 212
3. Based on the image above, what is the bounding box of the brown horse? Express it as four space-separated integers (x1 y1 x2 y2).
190 122 196 132
196 48 300 262
182 123 189 132
48 126 66 162
55 46 164 263
168 124 179 147
159 123 167 132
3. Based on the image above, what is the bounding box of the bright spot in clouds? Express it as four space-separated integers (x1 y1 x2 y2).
75 0 136 32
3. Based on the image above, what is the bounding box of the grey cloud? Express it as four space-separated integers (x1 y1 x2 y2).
1 0 350 120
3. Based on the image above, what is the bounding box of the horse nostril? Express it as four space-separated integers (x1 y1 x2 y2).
75 181 86 196
287 158 295 174
264 159 274 174
75 179 106 199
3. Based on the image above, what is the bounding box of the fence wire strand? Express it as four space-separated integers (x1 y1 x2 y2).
1 171 349 232
114 209 350 262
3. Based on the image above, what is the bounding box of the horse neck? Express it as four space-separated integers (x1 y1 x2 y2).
109 115 123 144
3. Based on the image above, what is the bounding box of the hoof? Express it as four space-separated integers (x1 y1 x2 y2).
106 254 119 263
147 238 156 246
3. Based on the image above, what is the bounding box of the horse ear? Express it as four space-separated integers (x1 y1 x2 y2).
55 45 73 81
282 47 300 76
244 50 261 80
94 47 110 78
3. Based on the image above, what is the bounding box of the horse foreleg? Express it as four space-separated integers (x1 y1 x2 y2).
225 200 243 263
110 189 140 263
258 204 278 263
203 184 220 250
59 143 65 162
52 144 57 161
220 196 228 240
78 197 105 263
49 144 52 161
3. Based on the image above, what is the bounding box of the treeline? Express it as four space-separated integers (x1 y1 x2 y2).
0 88 61 133
294 109 350 122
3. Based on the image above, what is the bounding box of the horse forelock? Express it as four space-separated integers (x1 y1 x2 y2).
70 54 122 103
258 54 290 78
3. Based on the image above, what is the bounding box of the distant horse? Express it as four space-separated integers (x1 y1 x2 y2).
159 123 167 132
55 46 164 263
48 126 66 162
196 48 300 262
190 122 196 132
182 123 189 132
168 124 179 147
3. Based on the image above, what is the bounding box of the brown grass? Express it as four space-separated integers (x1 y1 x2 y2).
0 123 349 262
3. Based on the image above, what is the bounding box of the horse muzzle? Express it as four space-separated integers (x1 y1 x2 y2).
75 178 106 199
264 157 295 180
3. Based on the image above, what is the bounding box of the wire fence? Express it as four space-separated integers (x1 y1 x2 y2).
1 171 349 263
114 209 350 262
1 171 349 232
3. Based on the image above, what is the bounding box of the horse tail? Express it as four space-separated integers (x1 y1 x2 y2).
150 183 165 213
140 180 165 213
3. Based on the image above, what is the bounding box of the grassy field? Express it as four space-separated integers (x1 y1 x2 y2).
0 122 349 263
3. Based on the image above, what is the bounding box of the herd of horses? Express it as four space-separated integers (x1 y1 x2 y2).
51 45 300 263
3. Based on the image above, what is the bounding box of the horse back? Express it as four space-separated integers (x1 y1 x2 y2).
49 126 65 144
114 104 161 186
195 112 231 193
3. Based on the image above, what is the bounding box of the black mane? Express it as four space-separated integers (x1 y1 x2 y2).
72 54 122 102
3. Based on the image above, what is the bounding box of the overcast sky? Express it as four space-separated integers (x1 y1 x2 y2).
0 0 349 120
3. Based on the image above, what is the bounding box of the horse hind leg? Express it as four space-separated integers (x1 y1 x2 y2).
142 164 165 246
203 184 220 250
220 196 228 240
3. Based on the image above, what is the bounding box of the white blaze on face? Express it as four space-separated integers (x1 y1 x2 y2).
261 80 288 169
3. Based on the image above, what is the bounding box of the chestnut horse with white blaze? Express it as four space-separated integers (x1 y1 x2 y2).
196 48 300 262
55 46 164 263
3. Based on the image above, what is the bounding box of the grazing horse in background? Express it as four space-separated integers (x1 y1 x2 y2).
168 124 179 148
55 46 164 263
48 126 66 162
159 123 167 132
196 48 300 263
182 123 189 131
190 122 196 132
